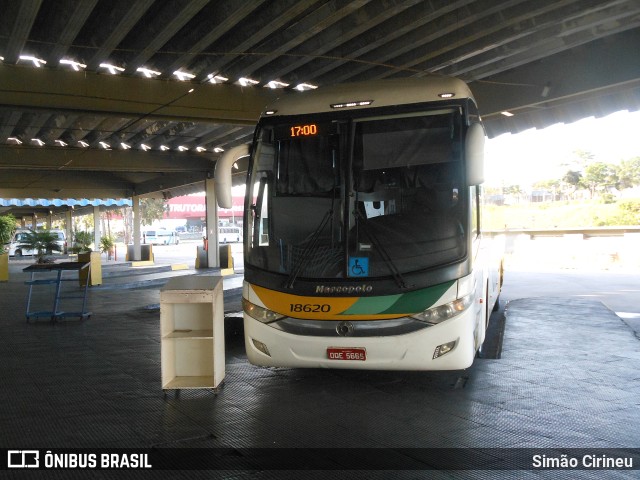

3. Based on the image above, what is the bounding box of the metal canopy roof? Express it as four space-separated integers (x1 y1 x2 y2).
0 0 639 201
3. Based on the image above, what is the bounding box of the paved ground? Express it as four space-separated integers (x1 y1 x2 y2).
0 255 639 478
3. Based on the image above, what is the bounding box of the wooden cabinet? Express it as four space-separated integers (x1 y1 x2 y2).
160 276 225 390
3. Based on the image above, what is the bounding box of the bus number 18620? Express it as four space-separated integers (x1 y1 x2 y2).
290 304 331 313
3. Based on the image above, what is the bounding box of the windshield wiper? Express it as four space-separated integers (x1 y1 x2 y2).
284 207 334 289
284 145 343 288
354 210 409 289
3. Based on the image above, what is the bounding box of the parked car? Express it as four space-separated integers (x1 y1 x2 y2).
9 229 67 256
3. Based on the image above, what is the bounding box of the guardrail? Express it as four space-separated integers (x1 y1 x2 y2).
487 226 640 238
487 227 640 270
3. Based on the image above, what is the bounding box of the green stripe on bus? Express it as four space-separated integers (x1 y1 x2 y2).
341 280 455 316
341 295 402 315
380 280 455 315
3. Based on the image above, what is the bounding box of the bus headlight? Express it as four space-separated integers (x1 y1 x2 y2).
243 298 286 324
411 294 474 325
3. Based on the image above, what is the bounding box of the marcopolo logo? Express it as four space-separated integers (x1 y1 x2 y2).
8 450 39 468
315 284 373 294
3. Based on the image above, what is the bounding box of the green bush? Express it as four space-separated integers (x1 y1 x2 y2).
0 214 17 254
71 230 93 253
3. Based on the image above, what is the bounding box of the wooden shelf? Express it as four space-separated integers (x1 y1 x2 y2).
160 276 224 391
163 376 216 390
163 329 213 339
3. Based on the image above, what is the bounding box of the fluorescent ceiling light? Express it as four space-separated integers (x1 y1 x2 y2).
207 74 228 84
330 100 373 109
160 145 170 151
54 140 67 146
173 70 195 81
294 83 318 91
78 140 89 148
121 143 131 150
239 77 259 87
196 146 206 152
99 63 125 74
140 144 151 151
31 138 45 146
8 137 22 144
501 111 514 117
99 141 111 149
213 147 224 153
136 67 161 78
178 146 189 151
267 80 289 89
20 55 46 67
60 59 86 71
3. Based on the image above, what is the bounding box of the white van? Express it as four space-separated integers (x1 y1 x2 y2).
144 228 179 245
9 229 67 256
218 226 241 243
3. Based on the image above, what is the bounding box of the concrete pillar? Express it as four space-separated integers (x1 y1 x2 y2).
65 210 73 251
31 215 37 229
132 195 141 261
46 214 52 229
205 177 220 268
93 206 101 252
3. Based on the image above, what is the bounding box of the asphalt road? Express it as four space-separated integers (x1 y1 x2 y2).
500 265 640 335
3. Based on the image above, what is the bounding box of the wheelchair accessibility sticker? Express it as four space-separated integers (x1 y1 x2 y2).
349 257 369 277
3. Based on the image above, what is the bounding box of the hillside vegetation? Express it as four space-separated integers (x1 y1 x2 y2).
483 199 640 231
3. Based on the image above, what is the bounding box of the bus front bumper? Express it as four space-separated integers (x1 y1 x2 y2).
243 308 477 371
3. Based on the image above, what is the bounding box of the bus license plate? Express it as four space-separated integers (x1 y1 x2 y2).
327 347 366 361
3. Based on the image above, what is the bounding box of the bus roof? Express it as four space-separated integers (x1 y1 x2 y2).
261 76 474 117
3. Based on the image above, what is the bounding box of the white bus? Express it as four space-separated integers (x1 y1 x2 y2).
144 228 179 245
215 77 503 371
218 225 241 243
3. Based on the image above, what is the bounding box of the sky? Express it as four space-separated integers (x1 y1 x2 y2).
484 109 640 187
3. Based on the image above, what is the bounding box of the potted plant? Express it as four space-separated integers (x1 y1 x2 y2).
15 229 62 264
100 235 115 260
0 214 16 281
70 230 93 254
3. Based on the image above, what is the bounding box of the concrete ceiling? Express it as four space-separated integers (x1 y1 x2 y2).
1 0 639 202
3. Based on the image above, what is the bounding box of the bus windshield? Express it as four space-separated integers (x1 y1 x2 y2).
246 107 467 280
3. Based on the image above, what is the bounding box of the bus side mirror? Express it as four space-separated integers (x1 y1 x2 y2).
465 122 485 186
214 144 250 209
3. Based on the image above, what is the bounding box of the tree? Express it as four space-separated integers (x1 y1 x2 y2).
100 235 115 260
140 198 167 226
570 149 595 170
583 162 618 198
16 229 61 263
617 157 640 189
562 170 583 199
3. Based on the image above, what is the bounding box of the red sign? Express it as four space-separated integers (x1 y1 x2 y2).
166 195 243 219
